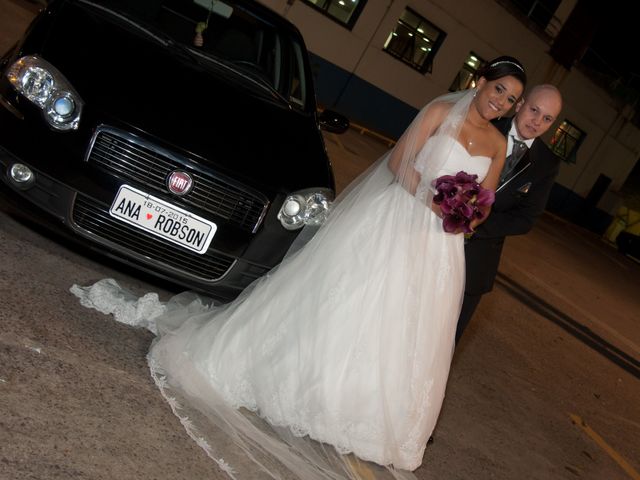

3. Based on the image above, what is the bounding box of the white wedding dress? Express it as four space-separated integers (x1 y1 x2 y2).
73 135 491 477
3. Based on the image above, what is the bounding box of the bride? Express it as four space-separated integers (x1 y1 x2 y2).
73 56 526 479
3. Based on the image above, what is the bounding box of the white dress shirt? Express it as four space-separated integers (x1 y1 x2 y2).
507 123 534 157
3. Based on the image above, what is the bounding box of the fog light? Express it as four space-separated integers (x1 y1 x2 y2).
9 163 34 187
283 198 301 216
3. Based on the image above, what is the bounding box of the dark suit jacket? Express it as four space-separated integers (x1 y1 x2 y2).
464 117 561 295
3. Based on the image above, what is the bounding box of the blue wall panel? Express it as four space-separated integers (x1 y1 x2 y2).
308 53 418 139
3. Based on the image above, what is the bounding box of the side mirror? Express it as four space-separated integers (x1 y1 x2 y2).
318 109 349 134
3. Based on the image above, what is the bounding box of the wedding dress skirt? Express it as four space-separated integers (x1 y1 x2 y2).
73 136 492 477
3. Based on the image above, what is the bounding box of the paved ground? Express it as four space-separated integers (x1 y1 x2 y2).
1 2 639 479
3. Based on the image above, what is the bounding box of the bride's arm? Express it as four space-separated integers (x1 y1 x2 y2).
388 103 448 196
387 139 422 195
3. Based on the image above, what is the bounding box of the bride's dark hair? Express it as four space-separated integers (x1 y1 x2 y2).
476 55 527 88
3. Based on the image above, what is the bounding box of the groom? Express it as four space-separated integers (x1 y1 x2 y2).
455 84 563 342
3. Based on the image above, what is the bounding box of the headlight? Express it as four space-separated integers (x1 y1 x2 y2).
6 55 84 131
277 188 334 230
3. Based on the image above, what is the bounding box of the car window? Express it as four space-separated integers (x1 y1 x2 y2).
89 0 310 111
288 41 306 108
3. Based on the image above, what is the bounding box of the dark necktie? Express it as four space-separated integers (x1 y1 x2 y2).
500 136 528 184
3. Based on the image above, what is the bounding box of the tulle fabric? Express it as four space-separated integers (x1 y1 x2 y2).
72 89 480 479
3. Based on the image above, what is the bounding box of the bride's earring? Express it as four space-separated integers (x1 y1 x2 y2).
473 89 477 98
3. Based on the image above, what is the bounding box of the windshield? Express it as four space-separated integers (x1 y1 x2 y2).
87 0 311 111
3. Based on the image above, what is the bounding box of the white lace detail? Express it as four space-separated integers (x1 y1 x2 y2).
435 262 453 294
148 356 240 479
70 279 165 334
217 459 237 476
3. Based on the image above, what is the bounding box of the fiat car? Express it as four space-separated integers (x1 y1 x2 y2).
0 0 348 301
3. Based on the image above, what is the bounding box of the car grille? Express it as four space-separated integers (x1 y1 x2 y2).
72 194 235 282
86 126 269 233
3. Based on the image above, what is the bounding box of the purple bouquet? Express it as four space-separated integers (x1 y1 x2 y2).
432 171 495 233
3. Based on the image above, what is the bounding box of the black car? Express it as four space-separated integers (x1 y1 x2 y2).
0 0 348 301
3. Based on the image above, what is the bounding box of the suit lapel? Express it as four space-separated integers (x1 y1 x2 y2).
496 158 531 193
494 117 532 178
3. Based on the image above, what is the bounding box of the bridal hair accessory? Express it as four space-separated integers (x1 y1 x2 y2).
489 60 524 72
432 171 495 233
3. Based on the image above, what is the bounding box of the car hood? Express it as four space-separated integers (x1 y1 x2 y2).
30 0 332 195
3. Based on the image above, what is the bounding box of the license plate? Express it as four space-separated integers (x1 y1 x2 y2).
109 185 216 254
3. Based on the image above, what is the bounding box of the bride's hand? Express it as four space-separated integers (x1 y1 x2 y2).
430 201 443 218
431 201 469 235
469 205 492 230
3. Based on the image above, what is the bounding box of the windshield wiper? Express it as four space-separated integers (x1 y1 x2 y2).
77 0 171 46
184 47 290 106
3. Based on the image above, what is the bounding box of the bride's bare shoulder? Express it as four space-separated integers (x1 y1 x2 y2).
417 101 452 131
427 100 453 120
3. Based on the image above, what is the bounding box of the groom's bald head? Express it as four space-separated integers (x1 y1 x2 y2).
514 84 562 140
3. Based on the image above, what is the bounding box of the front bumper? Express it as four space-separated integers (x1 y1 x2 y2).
0 129 278 302
0 146 274 300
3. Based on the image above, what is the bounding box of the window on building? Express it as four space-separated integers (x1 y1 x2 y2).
383 8 446 74
449 52 485 92
301 0 366 29
549 120 585 163
506 0 560 31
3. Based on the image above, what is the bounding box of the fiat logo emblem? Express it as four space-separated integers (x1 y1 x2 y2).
166 170 193 196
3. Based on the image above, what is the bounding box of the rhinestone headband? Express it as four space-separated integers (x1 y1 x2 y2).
490 60 524 72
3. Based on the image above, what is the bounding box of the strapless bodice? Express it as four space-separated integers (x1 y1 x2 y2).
414 136 492 182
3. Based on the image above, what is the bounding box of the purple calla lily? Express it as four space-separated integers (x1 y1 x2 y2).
442 214 465 233
432 170 496 233
476 187 495 206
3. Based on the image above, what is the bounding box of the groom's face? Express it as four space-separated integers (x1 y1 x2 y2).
513 88 562 140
